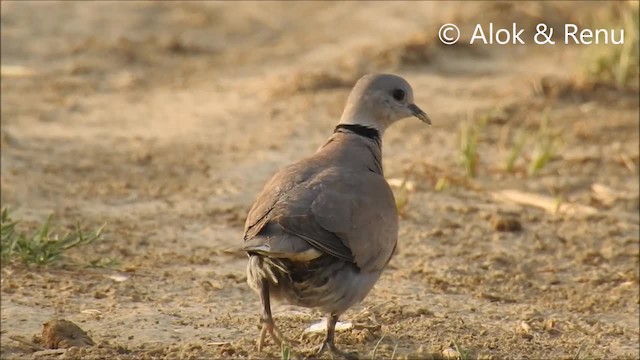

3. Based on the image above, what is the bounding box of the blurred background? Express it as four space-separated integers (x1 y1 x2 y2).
1 1 638 359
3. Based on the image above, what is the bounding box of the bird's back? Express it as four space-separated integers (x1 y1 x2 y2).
244 132 398 272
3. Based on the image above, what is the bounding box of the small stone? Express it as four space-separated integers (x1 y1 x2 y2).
442 347 461 359
490 214 522 232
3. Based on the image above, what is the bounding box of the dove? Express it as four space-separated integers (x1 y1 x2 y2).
243 73 431 358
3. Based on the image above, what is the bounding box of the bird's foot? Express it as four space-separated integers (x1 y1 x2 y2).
314 340 358 360
257 318 298 352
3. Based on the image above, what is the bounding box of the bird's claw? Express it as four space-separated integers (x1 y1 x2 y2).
314 340 358 360
257 318 298 352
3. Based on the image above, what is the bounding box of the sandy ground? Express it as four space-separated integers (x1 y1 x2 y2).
1 1 639 359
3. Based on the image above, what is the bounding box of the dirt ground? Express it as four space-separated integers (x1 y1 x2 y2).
1 1 639 359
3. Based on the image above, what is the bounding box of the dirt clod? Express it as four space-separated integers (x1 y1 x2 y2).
490 215 523 232
41 319 94 349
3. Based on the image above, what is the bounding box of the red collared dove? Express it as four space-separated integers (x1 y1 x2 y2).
243 73 431 358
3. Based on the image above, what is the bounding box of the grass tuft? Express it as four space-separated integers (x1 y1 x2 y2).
394 187 410 216
1 207 106 266
499 110 561 176
280 342 290 360
503 128 527 173
583 2 639 88
458 116 485 178
527 110 561 175
435 176 450 192
453 341 473 360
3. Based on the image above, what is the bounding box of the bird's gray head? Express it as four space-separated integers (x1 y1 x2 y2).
339 73 431 134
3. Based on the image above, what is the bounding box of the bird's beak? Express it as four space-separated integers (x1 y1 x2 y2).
407 103 431 126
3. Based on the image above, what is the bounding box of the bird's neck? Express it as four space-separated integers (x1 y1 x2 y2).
339 105 387 136
338 120 386 137
333 124 380 141
322 125 384 175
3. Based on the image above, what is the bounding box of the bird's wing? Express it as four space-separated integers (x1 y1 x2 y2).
243 161 355 263
243 155 398 272
306 169 398 271
244 161 311 240
242 222 324 262
268 168 397 271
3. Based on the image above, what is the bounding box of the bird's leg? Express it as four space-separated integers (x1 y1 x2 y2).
258 281 282 351
257 281 294 352
315 313 358 359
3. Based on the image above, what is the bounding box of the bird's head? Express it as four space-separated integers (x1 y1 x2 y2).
339 73 431 134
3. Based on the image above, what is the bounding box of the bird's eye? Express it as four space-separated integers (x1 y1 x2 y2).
392 89 405 101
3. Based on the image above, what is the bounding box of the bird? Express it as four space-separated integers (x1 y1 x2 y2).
243 73 431 359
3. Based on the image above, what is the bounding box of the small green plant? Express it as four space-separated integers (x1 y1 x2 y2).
527 111 560 175
503 128 527 173
584 3 639 88
500 110 561 176
394 184 410 217
280 343 290 360
435 176 450 192
1 207 105 266
528 139 554 175
453 341 473 360
458 118 484 178
393 166 418 217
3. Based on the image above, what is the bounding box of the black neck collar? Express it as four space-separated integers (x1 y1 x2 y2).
334 124 380 141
